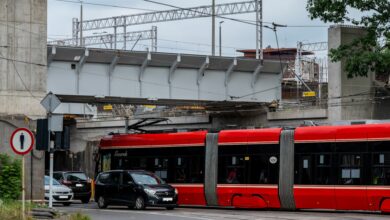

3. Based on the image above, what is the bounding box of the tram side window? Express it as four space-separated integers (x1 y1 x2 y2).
340 154 362 185
188 156 204 183
151 148 205 184
218 146 246 184
294 143 333 185
295 155 313 184
101 152 111 172
314 154 332 184
370 141 390 185
371 153 390 185
246 145 279 184
174 157 187 183
112 150 129 170
154 158 169 181
248 155 279 184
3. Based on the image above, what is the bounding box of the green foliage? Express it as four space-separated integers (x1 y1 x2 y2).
307 0 390 78
69 212 91 220
0 154 22 200
0 200 33 220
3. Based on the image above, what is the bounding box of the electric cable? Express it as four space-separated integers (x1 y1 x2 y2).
0 51 42 101
52 0 157 12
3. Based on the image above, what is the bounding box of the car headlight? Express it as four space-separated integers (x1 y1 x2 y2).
174 188 178 195
144 188 156 196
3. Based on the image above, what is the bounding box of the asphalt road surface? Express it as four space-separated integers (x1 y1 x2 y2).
56 202 390 220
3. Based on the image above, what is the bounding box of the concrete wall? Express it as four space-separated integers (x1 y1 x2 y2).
0 0 47 117
0 117 44 200
0 0 47 200
328 25 375 121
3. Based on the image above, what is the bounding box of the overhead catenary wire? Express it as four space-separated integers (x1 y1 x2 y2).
142 0 263 27
52 0 157 12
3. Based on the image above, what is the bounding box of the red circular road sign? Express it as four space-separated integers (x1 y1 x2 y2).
10 128 34 155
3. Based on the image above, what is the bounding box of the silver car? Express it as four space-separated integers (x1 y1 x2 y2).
44 176 73 206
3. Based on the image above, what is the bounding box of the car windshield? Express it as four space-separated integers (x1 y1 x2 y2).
44 176 61 186
64 172 87 181
130 172 165 185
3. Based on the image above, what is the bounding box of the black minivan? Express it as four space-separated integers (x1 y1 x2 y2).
94 170 178 210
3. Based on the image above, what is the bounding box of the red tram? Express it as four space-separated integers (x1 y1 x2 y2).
97 123 390 212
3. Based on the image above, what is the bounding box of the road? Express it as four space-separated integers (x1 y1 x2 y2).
56 202 390 220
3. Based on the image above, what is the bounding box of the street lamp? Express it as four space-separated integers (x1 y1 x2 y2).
219 21 224 56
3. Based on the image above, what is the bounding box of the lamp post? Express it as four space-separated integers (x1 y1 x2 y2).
219 21 224 56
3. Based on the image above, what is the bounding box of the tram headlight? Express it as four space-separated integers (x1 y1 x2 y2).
174 188 178 195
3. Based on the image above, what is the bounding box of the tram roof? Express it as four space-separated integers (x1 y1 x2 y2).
295 123 390 143
99 123 390 149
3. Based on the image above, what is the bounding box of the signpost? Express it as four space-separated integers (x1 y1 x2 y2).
40 92 61 208
10 128 34 220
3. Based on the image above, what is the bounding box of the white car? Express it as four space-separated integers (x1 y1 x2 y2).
44 176 73 206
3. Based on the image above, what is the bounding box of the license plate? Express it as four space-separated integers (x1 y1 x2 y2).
162 198 173 202
59 196 68 199
76 184 83 187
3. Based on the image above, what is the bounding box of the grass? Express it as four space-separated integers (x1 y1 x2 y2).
69 212 91 220
0 200 33 220
0 200 90 220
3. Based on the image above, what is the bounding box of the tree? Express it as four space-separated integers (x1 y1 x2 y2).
306 0 390 79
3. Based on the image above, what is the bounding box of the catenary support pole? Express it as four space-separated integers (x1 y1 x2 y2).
219 21 224 56
211 0 215 56
80 3 83 47
255 0 263 60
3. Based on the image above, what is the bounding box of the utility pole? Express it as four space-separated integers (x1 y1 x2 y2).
80 2 83 47
219 21 224 56
211 0 216 56
123 17 127 50
255 0 263 61
114 18 117 49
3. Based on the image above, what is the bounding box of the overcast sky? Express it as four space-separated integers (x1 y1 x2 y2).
48 0 331 56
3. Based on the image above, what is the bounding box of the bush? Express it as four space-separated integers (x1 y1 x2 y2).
0 154 22 200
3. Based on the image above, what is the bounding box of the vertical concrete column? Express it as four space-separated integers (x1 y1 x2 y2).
0 0 47 117
0 0 48 201
328 25 374 121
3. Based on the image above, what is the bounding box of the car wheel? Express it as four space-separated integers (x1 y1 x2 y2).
81 198 90 204
63 202 71 206
166 207 175 210
97 196 108 209
134 196 145 210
